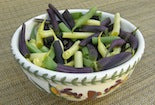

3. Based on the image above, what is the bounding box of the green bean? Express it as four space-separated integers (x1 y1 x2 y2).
50 28 64 50
39 46 49 52
92 36 120 44
30 23 38 39
29 39 36 44
72 7 97 31
31 52 47 67
84 19 100 26
74 51 83 68
81 47 89 58
107 47 121 57
29 52 47 61
59 22 71 32
74 19 101 26
48 46 55 59
42 56 57 70
71 12 83 20
62 32 94 39
41 30 54 38
94 12 102 21
125 48 135 55
62 40 80 59
26 41 42 53
83 58 94 68
33 58 43 67
111 13 121 36
36 20 45 48
64 60 74 67
98 32 108 57
125 43 130 49
104 28 109 36
29 39 37 48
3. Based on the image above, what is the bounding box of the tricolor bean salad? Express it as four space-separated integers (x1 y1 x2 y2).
19 4 138 73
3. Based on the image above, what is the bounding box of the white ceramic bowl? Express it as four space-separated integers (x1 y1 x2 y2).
11 9 145 101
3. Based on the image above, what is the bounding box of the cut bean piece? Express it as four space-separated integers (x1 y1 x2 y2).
111 13 121 36
63 32 94 39
74 51 83 68
92 36 120 45
63 40 80 59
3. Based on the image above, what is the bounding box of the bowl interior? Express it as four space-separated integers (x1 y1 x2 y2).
11 9 145 81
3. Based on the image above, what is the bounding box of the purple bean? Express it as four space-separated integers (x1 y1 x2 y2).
19 23 30 57
109 39 126 52
97 52 132 70
119 30 138 50
80 25 107 32
57 64 93 73
87 44 98 61
80 32 100 46
47 9 59 32
101 17 111 26
62 9 75 29
48 4 70 28
53 40 64 64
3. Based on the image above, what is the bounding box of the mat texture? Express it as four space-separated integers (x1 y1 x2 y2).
0 0 155 105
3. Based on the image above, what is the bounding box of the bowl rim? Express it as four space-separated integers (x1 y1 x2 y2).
11 9 145 82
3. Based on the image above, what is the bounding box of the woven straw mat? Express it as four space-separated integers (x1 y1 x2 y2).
0 0 155 105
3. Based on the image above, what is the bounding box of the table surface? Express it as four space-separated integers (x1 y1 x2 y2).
0 0 155 105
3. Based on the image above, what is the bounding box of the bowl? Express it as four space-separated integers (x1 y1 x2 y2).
11 9 145 101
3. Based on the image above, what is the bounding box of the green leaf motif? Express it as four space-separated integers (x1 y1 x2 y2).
101 74 107 83
16 59 20 63
19 61 137 85
26 66 31 73
132 61 137 69
22 64 27 70
91 76 97 85
27 66 30 70
111 71 117 80
21 62 24 66
125 66 130 74
119 69 124 77
42 74 48 80
33 71 38 77
71 78 78 86
61 77 67 85
51 75 57 83
13 54 16 57
81 77 87 86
